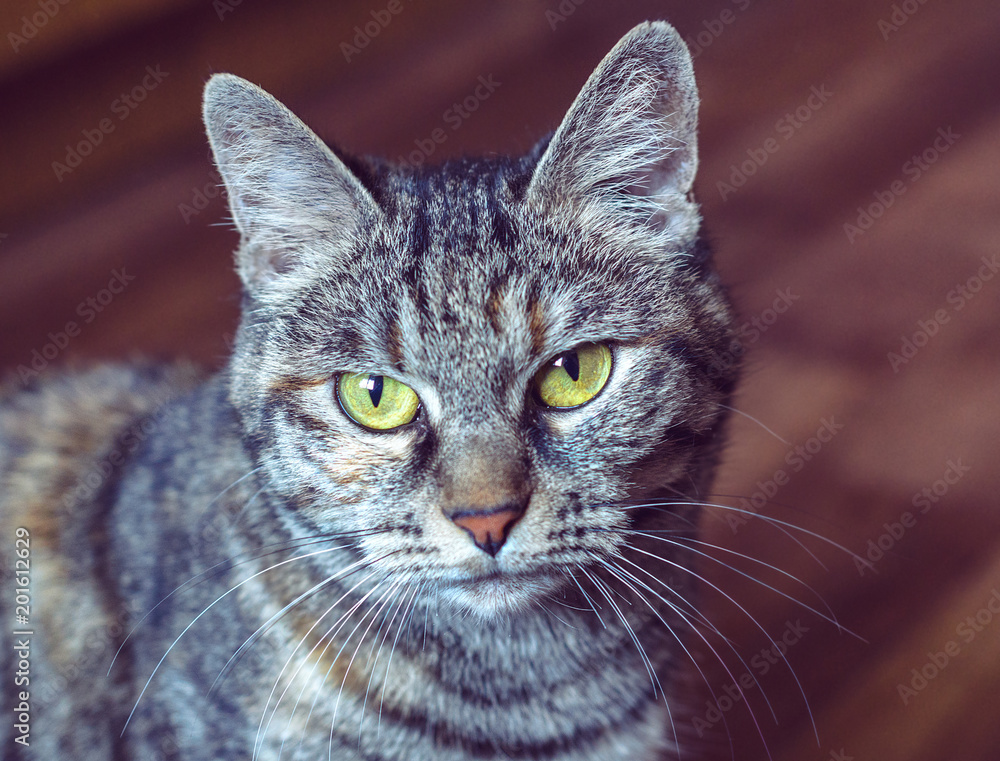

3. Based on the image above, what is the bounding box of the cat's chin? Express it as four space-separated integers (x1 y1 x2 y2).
440 571 563 619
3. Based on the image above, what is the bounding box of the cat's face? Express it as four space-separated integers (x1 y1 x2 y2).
204 23 737 617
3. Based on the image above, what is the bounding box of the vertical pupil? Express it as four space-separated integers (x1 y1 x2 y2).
367 375 384 407
560 351 580 382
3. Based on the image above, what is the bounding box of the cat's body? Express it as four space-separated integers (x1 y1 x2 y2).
2 22 738 761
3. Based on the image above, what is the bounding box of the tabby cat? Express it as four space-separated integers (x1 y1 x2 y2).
1 21 740 761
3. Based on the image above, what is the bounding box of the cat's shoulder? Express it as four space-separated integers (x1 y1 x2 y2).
0 362 203 534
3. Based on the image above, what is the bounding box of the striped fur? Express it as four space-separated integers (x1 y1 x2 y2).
1 22 738 760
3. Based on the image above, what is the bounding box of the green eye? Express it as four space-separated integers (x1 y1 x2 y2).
534 343 612 409
337 373 420 430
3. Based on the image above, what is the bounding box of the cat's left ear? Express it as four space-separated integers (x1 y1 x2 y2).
527 22 699 237
203 74 379 292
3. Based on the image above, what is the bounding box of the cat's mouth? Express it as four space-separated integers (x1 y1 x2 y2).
443 569 562 616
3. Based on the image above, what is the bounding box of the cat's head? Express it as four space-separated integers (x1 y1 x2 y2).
203 22 737 617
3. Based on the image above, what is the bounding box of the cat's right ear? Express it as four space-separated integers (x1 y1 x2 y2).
203 74 379 292
526 22 700 244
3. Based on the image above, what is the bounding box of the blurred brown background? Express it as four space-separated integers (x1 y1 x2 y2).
2 1 999 759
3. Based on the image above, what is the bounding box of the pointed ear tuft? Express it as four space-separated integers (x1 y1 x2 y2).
527 22 700 235
202 74 379 291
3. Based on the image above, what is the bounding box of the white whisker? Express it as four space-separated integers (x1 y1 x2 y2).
636 531 855 637
607 555 777 758
627 544 820 744
719 404 791 446
123 542 362 737
377 582 424 736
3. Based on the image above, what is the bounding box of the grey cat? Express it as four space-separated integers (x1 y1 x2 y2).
1 21 739 761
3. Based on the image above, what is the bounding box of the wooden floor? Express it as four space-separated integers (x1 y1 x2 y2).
3 1 999 759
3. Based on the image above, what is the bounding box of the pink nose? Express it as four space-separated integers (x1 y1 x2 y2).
450 506 523 557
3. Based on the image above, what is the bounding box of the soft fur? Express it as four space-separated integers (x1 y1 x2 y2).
1 22 738 760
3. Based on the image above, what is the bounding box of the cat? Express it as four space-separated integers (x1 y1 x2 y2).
1 20 740 761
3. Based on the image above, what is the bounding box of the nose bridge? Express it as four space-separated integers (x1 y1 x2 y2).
439 425 528 509
438 423 531 556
